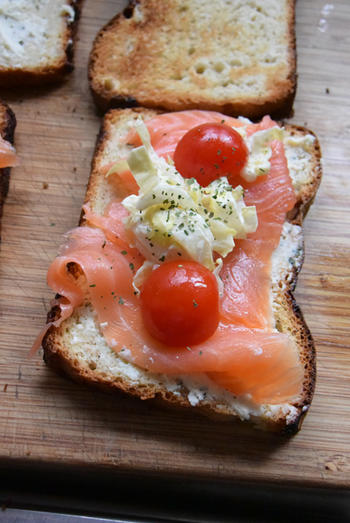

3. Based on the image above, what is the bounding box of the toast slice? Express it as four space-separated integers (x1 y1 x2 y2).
42 108 322 433
0 99 16 240
0 0 83 86
89 0 296 119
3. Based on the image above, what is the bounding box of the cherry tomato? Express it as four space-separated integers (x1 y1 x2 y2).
174 123 248 187
140 260 219 347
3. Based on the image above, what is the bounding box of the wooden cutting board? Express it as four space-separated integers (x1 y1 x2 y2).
1 0 349 490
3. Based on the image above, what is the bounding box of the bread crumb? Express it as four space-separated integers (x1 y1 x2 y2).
325 461 337 472
61 4 75 23
3 384 8 392
42 182 49 190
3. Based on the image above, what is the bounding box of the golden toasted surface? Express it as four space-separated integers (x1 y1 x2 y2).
89 0 296 119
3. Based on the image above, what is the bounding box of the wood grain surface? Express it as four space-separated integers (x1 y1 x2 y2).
0 0 349 490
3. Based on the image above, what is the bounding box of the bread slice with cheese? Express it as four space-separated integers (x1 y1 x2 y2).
0 99 16 239
0 0 83 86
42 108 322 433
89 0 296 119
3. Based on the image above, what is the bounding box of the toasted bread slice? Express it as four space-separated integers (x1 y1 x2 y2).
42 108 322 433
89 0 296 119
0 99 16 240
0 0 83 86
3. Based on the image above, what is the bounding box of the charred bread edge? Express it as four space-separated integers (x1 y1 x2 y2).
0 100 16 240
88 0 297 120
0 0 84 87
43 108 322 434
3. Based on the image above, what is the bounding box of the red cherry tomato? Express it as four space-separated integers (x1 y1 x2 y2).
140 260 219 347
174 123 248 187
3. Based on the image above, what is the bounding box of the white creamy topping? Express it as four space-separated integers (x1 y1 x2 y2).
119 121 257 273
284 133 316 191
240 125 284 182
60 5 75 23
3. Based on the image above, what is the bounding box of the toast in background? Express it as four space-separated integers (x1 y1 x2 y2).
0 0 83 86
42 108 322 433
0 100 16 239
89 0 296 119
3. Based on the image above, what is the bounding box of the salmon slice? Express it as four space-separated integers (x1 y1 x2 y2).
137 112 296 329
220 141 296 328
99 162 139 196
30 225 142 357
44 226 303 404
111 110 244 191
0 134 18 168
83 201 142 261
245 115 277 137
42 110 303 405
106 112 276 197
125 110 244 159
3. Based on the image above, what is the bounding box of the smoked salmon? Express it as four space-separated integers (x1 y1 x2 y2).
0 134 18 168
40 111 304 405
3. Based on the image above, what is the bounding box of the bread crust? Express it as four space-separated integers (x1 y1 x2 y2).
0 0 83 87
89 0 297 119
0 100 16 241
42 108 322 433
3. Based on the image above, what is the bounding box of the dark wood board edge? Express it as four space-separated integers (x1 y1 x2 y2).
1 458 350 522
1 454 350 492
